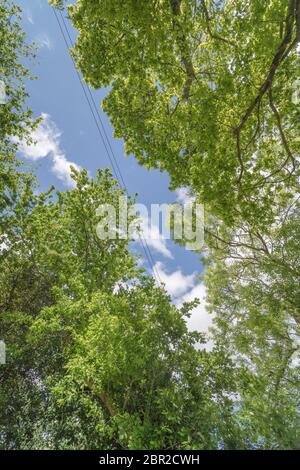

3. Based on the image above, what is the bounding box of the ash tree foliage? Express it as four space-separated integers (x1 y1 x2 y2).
0 0 299 450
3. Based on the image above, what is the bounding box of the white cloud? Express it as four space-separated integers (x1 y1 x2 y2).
154 261 214 347
133 187 197 258
52 154 79 188
154 261 195 298
178 283 213 336
18 113 58 161
34 33 53 50
142 218 173 259
147 237 173 259
135 215 173 259
17 113 80 188
175 187 195 204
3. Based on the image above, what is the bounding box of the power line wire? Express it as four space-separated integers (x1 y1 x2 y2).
52 7 162 285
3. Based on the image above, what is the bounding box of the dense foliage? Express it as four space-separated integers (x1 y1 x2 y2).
51 0 300 225
1 167 238 449
0 0 299 450
48 0 300 448
0 0 38 217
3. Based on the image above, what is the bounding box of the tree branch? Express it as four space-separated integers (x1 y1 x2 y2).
234 0 299 180
268 87 296 172
170 0 196 101
235 0 299 135
201 0 235 47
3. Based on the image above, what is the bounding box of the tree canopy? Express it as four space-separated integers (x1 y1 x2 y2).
0 0 38 220
0 0 299 450
50 0 300 226
47 0 300 449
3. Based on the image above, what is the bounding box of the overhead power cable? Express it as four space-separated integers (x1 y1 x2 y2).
52 7 162 285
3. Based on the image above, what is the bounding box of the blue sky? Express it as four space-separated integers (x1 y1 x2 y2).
15 0 212 336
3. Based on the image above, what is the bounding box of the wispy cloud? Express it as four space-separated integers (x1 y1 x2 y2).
34 33 53 50
26 9 34 24
17 113 80 188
